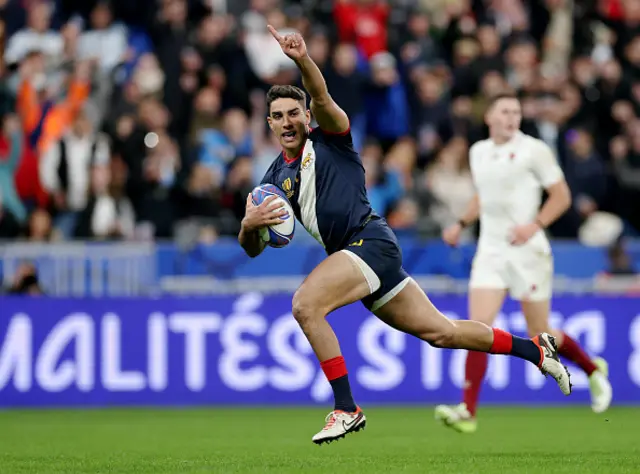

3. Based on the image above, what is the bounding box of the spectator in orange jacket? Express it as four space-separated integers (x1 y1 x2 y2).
16 52 91 157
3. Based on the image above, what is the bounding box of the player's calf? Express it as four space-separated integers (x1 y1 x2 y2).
291 252 373 443
374 282 572 395
291 293 358 414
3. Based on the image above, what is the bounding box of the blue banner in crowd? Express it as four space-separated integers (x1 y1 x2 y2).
0 295 638 407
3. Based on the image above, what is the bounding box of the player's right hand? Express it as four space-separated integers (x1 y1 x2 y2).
442 223 462 247
267 25 308 61
241 194 287 232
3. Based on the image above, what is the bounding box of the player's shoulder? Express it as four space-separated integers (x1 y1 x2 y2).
519 133 550 151
309 127 331 144
309 127 358 160
309 128 324 141
309 127 351 146
268 152 286 170
260 154 286 184
469 138 492 157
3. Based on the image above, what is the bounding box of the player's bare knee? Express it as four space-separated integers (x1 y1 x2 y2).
291 289 322 326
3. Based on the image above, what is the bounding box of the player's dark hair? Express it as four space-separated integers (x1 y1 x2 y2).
266 85 307 113
487 92 519 109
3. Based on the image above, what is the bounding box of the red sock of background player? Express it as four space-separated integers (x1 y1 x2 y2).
489 328 543 366
321 356 357 412
558 332 598 375
462 351 488 417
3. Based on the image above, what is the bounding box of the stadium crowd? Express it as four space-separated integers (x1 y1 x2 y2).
0 0 638 245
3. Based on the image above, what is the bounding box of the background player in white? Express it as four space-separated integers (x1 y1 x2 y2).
435 93 612 434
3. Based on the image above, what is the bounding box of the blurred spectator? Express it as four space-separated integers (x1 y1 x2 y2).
243 4 297 82
0 193 21 238
16 53 91 155
472 24 504 80
334 0 389 60
424 137 475 237
4 1 63 67
198 108 252 182
75 163 135 239
606 238 637 275
40 110 110 238
77 2 128 74
386 196 419 232
27 207 51 241
564 128 607 219
3 261 43 295
413 72 450 167
612 120 640 232
0 114 24 222
325 43 366 151
137 130 180 238
361 139 403 216
365 51 410 147
393 8 443 68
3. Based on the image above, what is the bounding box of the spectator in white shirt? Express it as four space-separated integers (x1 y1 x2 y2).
4 2 63 67
75 164 135 240
40 111 110 238
77 2 128 74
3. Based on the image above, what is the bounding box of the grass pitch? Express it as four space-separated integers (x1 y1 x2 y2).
0 406 638 473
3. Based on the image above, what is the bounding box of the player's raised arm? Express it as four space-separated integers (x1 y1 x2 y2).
268 25 350 134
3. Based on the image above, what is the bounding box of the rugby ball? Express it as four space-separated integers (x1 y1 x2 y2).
251 184 295 247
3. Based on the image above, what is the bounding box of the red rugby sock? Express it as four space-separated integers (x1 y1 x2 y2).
558 333 598 376
321 356 357 412
490 328 542 366
462 351 488 417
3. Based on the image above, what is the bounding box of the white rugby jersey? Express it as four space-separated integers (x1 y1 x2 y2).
469 131 564 253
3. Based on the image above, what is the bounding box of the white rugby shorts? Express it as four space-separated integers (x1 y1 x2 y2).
469 248 553 301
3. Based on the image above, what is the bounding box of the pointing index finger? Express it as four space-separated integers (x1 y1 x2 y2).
267 24 283 43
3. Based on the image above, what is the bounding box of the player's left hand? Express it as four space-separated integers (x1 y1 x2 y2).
268 25 308 61
510 223 540 245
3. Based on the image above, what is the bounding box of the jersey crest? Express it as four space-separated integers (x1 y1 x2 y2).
282 177 294 199
301 152 314 170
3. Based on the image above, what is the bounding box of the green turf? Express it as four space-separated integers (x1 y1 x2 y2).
0 406 638 473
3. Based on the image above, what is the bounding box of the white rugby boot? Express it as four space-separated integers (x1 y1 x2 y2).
311 407 366 445
434 403 478 434
533 333 573 395
589 357 612 413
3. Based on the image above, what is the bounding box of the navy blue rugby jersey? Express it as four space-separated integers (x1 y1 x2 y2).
260 127 376 254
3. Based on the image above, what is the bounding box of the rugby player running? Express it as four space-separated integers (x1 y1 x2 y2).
238 26 572 445
434 94 612 434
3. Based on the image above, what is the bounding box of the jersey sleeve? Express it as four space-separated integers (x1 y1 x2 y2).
531 140 565 188
468 141 482 190
259 165 275 186
311 127 354 151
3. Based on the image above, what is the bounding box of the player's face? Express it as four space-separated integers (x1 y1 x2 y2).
267 98 311 154
487 98 522 141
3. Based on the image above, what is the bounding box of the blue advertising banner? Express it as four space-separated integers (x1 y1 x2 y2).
0 295 638 407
